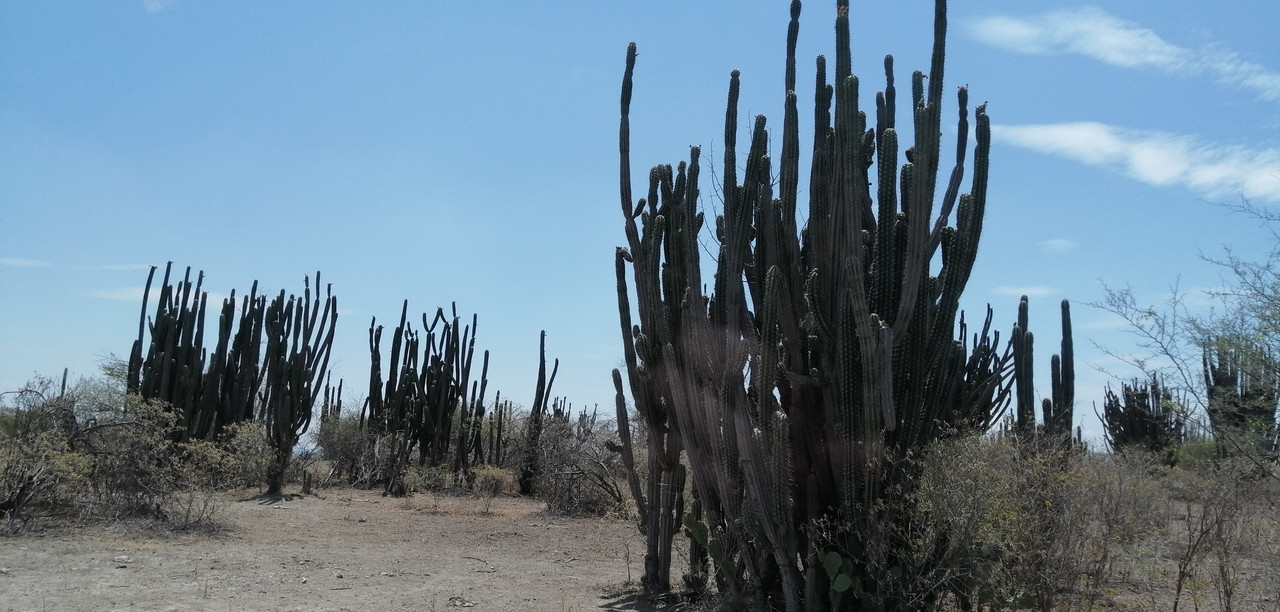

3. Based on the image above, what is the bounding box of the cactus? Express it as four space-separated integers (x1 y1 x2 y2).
364 301 487 494
260 272 337 496
613 1 1025 606
126 262 267 441
518 330 559 495
1045 299 1076 443
1099 377 1185 463
1203 339 1280 460
1011 296 1076 446
1012 297 1036 438
482 392 512 467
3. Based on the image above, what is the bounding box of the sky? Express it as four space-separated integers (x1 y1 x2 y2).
3 1 1278 444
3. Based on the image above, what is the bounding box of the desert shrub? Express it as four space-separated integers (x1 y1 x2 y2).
1175 438 1220 467
219 421 274 489
533 409 626 517
0 430 89 532
901 436 1280 611
74 397 235 527
844 434 1036 610
402 462 453 493
314 413 392 487
1 377 238 531
472 465 517 496
835 436 1171 610
1152 457 1280 612
1065 453 1171 608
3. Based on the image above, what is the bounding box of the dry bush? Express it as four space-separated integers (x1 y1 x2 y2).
314 414 395 487
1156 458 1280 612
472 465 517 497
402 463 453 493
73 398 234 528
471 465 517 514
533 410 626 517
219 421 274 489
907 436 1280 611
1 430 88 533
1 379 239 532
886 437 1172 610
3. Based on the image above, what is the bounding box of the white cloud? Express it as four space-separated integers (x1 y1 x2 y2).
992 285 1056 298
1078 314 1131 331
143 0 174 13
90 287 235 310
1040 238 1077 252
992 122 1280 202
78 264 154 272
967 7 1280 101
0 257 54 268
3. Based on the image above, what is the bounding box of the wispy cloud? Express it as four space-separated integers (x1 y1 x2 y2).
1078 314 1131 331
992 122 1280 202
92 264 154 272
0 257 54 268
967 7 1280 101
90 287 233 307
90 287 147 302
993 285 1056 298
143 0 174 13
1040 238 1077 252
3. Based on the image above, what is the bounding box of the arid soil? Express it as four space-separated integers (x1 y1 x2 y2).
0 490 662 611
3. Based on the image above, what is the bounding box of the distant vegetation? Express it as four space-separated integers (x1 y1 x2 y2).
3 0 1278 610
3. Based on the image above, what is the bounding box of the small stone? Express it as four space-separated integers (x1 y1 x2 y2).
113 556 132 564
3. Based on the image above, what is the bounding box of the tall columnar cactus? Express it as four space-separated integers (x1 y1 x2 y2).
364 301 487 494
615 1 1021 607
1045 299 1076 442
518 330 559 495
1012 297 1076 444
127 263 210 439
1012 297 1036 437
127 262 266 441
260 272 337 496
1203 339 1280 460
1100 377 1185 463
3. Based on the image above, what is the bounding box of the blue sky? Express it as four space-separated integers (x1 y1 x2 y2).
3 1 1278 443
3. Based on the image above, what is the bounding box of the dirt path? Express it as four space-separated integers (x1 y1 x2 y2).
0 490 660 611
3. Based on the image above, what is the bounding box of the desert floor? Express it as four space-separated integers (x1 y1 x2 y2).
1 489 667 611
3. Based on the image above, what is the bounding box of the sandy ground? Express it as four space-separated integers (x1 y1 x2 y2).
0 489 663 611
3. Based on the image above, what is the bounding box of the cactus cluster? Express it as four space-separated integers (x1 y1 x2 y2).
127 263 267 441
610 1 1061 606
259 272 338 495
1011 297 1076 445
1203 339 1280 460
1099 377 1185 462
126 263 337 494
364 301 489 495
613 0 1085 606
